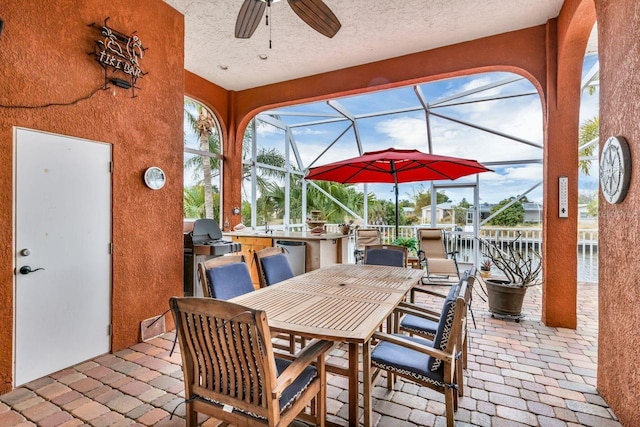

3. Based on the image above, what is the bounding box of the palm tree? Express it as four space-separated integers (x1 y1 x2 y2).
183 186 205 218
183 99 221 219
183 185 221 220
579 116 598 175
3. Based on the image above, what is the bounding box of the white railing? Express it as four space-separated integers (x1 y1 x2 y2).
321 224 598 283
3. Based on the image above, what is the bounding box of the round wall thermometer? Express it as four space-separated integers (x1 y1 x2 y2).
144 166 166 190
599 136 631 204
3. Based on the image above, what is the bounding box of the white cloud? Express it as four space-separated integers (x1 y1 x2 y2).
292 128 329 136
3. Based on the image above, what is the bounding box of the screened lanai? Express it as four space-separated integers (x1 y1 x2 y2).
235 59 599 274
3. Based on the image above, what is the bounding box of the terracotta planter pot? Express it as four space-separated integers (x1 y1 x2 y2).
485 278 527 317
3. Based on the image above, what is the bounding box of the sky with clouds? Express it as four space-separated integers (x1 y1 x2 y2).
252 53 599 207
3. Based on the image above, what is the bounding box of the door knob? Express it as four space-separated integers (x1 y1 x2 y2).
19 265 45 275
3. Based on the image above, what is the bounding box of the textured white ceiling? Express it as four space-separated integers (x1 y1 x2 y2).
164 0 565 91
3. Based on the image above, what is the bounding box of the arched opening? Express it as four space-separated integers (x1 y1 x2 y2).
183 97 224 223
241 70 558 278
578 24 599 284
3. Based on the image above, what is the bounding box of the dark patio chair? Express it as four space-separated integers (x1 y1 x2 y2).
170 297 332 427
197 255 254 299
363 244 407 267
370 275 471 427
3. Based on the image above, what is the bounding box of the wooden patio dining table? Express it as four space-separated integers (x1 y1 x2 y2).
230 263 425 427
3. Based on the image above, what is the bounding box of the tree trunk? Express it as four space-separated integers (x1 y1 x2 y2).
197 109 215 219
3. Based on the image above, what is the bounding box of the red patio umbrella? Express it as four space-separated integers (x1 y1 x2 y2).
305 148 492 237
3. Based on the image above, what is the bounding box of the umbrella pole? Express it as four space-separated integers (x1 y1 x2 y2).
395 183 399 240
391 160 399 240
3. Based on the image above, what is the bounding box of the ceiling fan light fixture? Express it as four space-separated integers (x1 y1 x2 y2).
218 65 229 70
258 54 268 60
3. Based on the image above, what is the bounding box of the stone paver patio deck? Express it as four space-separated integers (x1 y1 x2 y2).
0 280 620 426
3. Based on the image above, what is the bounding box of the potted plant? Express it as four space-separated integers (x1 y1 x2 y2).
477 232 542 320
392 236 419 256
480 258 492 277
338 219 354 235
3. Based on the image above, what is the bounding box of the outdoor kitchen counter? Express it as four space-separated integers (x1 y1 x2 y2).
223 231 350 276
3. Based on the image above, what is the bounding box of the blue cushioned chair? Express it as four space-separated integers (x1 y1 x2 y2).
363 244 407 267
254 246 295 287
400 281 460 337
170 297 332 427
197 255 254 299
370 275 472 427
254 247 304 353
397 271 475 396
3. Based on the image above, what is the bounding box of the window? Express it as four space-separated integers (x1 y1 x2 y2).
183 97 223 222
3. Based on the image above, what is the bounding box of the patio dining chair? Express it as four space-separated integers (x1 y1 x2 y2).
417 227 460 285
197 255 254 299
254 247 305 352
254 247 295 288
170 297 332 427
370 275 471 427
363 244 407 267
353 228 381 264
396 270 476 396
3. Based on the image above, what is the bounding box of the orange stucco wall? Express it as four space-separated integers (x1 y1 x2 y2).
0 1 184 392
595 0 640 424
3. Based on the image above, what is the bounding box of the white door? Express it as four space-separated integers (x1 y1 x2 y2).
14 128 112 386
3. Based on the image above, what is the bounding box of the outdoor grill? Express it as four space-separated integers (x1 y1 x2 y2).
183 219 241 296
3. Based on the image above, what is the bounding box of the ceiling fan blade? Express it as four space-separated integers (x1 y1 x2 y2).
235 0 267 39
287 0 341 38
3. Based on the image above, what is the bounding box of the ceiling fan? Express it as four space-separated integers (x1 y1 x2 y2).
235 0 341 39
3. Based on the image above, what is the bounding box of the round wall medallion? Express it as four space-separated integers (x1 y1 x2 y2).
144 166 166 190
599 136 631 204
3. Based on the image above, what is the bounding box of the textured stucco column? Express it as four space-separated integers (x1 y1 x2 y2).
541 0 595 328
595 0 640 425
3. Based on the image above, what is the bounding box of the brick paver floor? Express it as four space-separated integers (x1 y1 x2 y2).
0 280 621 426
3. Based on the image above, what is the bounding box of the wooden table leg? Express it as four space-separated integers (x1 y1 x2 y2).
348 342 359 426
363 340 372 427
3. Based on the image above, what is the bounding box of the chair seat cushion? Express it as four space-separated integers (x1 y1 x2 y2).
400 314 438 336
371 334 445 387
206 263 254 300
275 357 317 411
261 254 295 285
402 282 460 336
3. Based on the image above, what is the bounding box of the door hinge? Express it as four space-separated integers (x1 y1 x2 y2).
109 243 113 254
107 324 112 336
109 162 114 173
